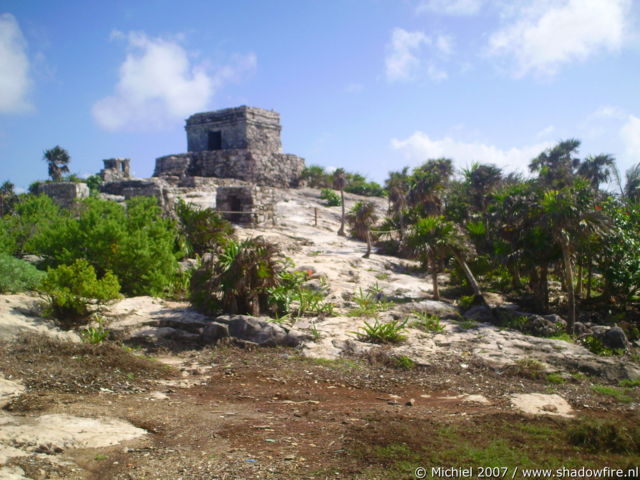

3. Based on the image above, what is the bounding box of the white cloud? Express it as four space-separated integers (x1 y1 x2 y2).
0 13 33 114
620 115 640 164
385 28 430 82
489 0 631 77
536 125 555 139
416 0 483 16
385 28 452 82
92 31 256 130
391 131 552 173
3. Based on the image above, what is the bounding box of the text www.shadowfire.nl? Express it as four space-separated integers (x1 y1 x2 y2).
414 466 640 479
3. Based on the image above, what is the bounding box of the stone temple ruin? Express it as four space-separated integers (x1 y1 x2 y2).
154 106 305 188
95 106 305 225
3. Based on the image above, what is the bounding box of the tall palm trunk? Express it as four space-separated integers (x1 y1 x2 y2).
363 230 372 258
587 253 593 299
559 234 576 334
429 250 440 300
338 189 345 236
452 250 482 298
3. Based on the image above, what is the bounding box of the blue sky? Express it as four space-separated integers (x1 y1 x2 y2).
2 0 640 190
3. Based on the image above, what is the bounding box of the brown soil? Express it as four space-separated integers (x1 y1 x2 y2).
2 337 639 479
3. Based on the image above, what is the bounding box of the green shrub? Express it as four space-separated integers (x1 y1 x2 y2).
619 379 640 388
513 358 545 380
591 385 633 403
354 319 408 344
176 200 235 256
1 194 62 256
320 188 341 206
457 294 475 311
80 316 110 344
568 419 640 453
32 196 180 296
393 355 415 370
190 237 282 316
0 254 45 293
40 259 121 328
582 335 624 356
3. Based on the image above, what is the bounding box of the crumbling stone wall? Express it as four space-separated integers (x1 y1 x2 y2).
216 186 277 226
100 158 131 182
36 182 89 209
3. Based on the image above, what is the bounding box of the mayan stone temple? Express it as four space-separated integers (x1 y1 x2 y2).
153 106 305 188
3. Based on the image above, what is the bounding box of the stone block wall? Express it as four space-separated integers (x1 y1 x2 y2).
100 158 131 182
36 182 89 209
216 186 277 226
154 150 304 188
185 106 282 154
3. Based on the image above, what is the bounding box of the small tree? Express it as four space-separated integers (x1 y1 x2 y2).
347 201 378 258
43 145 71 182
333 168 347 236
176 200 235 256
0 181 17 216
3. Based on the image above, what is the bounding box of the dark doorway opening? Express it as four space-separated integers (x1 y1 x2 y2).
228 195 244 223
208 131 222 150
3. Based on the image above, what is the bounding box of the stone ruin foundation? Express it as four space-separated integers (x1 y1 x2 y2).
36 182 89 209
99 158 131 182
216 186 277 226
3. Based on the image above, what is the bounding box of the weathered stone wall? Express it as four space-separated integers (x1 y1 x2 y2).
185 106 282 153
36 182 89 209
100 158 131 182
216 185 277 225
100 179 168 208
154 150 304 188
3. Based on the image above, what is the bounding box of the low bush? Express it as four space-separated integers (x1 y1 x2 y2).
320 188 341 206
582 335 625 356
568 419 640 453
0 254 45 293
40 259 121 328
348 287 393 317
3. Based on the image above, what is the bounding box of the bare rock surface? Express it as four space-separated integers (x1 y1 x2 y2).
0 295 79 343
511 393 574 417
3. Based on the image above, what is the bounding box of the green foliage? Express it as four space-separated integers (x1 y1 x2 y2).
0 254 45 293
344 172 385 197
40 259 121 327
320 188 341 206
80 316 110 344
301 165 385 197
546 373 566 384
1 194 62 256
43 145 71 181
619 379 640 388
393 355 415 370
0 180 17 216
568 420 640 453
348 287 393 317
582 335 624 356
354 319 408 344
412 312 445 333
513 358 545 379
268 267 334 318
190 236 282 316
346 201 378 241
32 196 180 296
301 165 332 188
457 294 475 311
549 332 574 343
591 385 633 403
176 200 235 256
85 175 103 195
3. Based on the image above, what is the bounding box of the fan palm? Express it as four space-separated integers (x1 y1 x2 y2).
346 201 378 258
43 145 70 182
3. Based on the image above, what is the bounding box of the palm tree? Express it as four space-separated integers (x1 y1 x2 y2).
463 163 503 216
346 201 378 258
408 158 453 216
333 168 347 236
577 154 615 191
407 215 482 301
625 163 640 203
43 146 70 181
529 139 581 189
385 167 410 240
0 181 16 216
